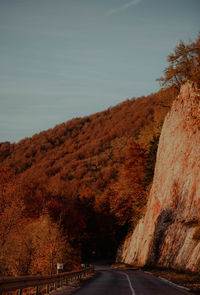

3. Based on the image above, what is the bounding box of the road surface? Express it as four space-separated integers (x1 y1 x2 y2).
72 266 192 295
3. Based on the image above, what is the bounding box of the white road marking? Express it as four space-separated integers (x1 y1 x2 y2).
120 272 136 295
158 276 190 292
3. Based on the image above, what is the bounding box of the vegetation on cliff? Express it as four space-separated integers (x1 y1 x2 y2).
157 35 200 89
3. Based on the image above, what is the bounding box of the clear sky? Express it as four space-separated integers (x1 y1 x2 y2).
0 0 199 143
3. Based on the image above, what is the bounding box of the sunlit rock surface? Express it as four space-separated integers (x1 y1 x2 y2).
120 82 200 271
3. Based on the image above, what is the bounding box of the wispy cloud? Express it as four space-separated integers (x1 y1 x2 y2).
107 0 142 15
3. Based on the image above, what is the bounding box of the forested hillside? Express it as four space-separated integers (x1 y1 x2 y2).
0 85 177 275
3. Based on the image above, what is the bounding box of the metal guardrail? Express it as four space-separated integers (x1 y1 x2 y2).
0 266 94 295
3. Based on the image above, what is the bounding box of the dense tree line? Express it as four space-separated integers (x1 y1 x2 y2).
0 85 176 275
0 168 78 275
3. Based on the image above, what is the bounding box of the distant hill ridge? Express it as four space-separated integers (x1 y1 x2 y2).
0 87 176 167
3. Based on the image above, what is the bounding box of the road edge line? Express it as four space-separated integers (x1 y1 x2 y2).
158 276 190 292
144 271 191 293
120 272 136 295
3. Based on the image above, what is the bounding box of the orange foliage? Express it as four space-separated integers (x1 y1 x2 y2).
105 141 147 227
0 86 177 265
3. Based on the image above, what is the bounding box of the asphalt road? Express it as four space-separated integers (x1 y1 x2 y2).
72 266 192 295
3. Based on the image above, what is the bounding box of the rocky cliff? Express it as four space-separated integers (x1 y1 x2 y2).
120 82 200 272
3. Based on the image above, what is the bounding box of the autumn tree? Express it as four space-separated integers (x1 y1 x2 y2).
1 214 73 276
23 215 71 275
157 36 200 89
0 168 24 274
109 140 146 228
0 168 77 276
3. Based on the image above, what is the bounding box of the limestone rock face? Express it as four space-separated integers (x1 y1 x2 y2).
120 82 200 271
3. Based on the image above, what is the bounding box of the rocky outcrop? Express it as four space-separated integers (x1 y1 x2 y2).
120 82 200 272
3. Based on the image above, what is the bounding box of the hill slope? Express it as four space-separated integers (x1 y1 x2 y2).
0 86 177 263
